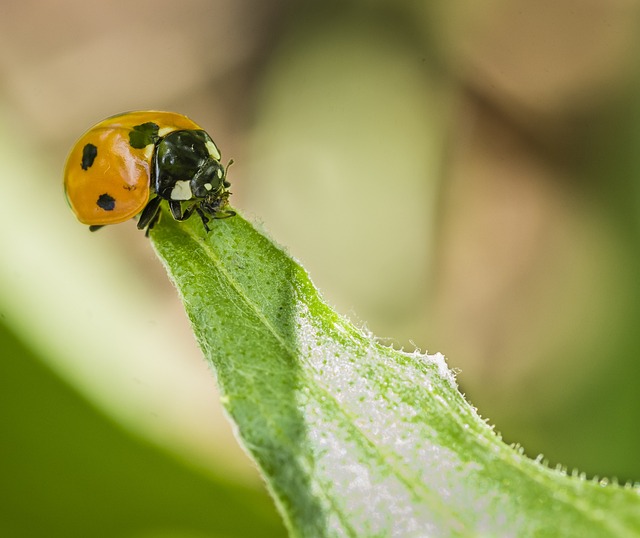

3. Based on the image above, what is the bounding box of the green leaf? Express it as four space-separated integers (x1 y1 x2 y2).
150 211 640 537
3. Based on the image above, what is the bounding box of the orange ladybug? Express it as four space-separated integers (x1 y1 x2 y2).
64 111 234 233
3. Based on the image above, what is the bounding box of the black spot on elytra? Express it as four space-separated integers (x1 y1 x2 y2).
129 122 160 149
97 193 116 211
81 143 98 170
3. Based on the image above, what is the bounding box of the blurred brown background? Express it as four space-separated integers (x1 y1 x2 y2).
1 0 640 489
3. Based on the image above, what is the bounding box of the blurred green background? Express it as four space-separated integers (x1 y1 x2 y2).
2 0 640 534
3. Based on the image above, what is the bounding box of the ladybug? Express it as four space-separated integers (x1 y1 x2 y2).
64 111 234 234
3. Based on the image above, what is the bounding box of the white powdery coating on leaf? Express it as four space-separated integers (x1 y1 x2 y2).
304 407 437 537
293 301 488 536
428 351 458 388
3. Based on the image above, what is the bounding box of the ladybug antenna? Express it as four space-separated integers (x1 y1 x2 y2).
223 158 234 187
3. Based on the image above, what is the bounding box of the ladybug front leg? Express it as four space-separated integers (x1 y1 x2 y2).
195 207 211 232
168 200 211 232
169 200 191 221
172 201 211 231
138 196 162 233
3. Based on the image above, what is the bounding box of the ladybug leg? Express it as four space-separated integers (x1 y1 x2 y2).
137 196 162 232
145 210 162 237
89 225 104 232
195 207 211 232
213 208 236 219
168 200 186 220
169 200 211 232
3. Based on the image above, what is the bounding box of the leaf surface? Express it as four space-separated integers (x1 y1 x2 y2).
151 211 640 537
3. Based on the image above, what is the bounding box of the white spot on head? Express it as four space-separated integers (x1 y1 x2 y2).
204 183 213 191
216 168 223 178
158 127 175 137
170 180 193 200
205 140 221 160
